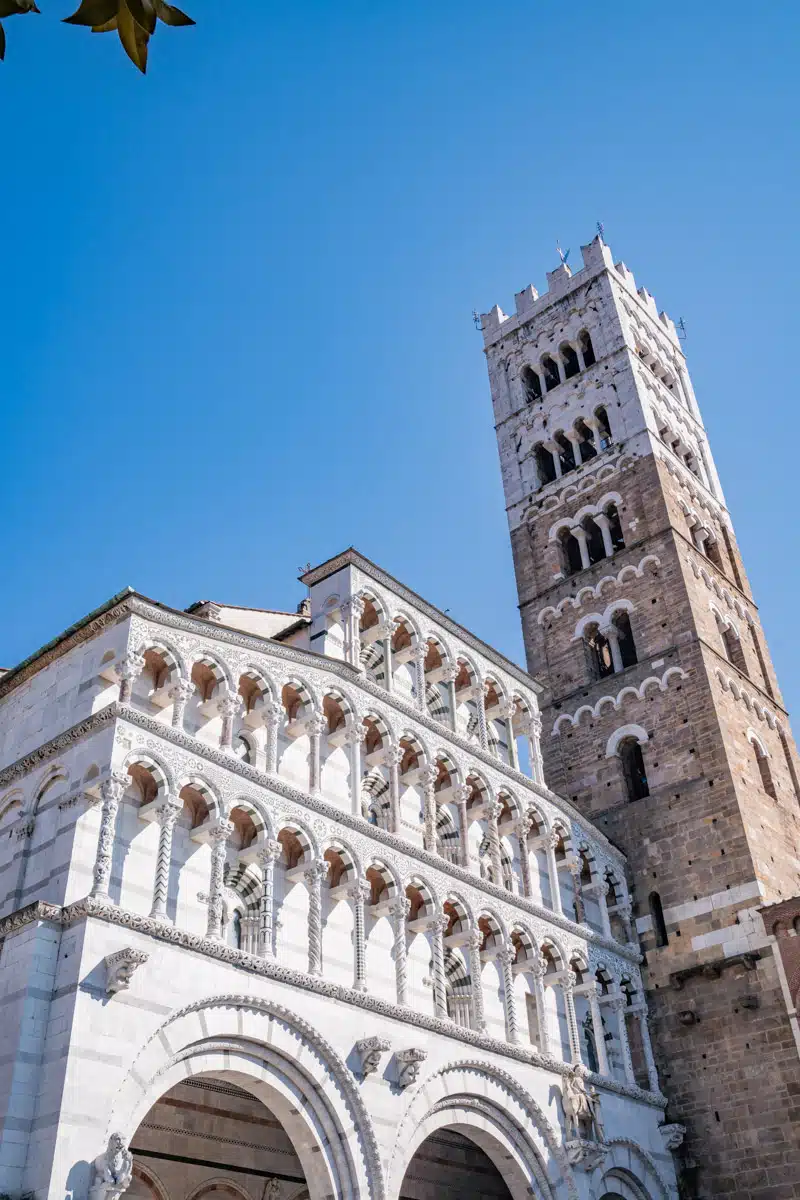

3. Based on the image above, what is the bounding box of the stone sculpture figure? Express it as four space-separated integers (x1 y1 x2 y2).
89 1133 133 1200
562 1063 605 1144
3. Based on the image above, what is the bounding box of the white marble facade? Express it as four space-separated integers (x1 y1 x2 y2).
0 551 680 1200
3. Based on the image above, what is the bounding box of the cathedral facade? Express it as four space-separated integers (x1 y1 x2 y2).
0 238 796 1200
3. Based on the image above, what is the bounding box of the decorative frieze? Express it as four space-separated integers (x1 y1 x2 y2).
104 947 148 994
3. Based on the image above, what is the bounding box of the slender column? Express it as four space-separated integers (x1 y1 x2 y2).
429 914 449 1019
350 879 371 992
566 430 583 465
587 982 610 1075
341 595 365 669
421 764 439 852
610 995 636 1083
257 839 282 957
486 799 504 886
91 772 128 900
115 651 144 704
601 625 624 674
453 784 471 868
503 701 519 770
169 677 194 729
573 526 591 570
617 900 634 943
546 831 563 915
562 972 583 1065
497 947 519 1044
471 684 489 751
549 442 563 478
305 860 327 975
594 511 615 557
597 880 612 938
150 795 183 920
308 713 328 796
378 621 395 693
442 663 459 732
262 699 282 774
206 819 235 938
345 723 367 816
633 1004 660 1092
390 896 410 1005
467 930 486 1032
527 709 545 785
218 691 243 751
411 644 428 713
530 957 550 1055
514 817 533 897
383 744 403 833
569 859 586 924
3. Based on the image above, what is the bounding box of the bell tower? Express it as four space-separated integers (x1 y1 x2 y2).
482 237 800 1197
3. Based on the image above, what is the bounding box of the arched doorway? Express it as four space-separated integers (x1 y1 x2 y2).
400 1128 512 1198
126 1075 305 1200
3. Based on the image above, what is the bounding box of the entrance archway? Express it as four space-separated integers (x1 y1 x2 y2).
400 1128 512 1199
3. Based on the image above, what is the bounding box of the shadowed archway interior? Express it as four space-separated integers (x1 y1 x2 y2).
399 1129 513 1200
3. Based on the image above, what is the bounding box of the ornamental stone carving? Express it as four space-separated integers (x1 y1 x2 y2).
659 1122 686 1150
89 1133 133 1200
395 1047 427 1088
562 1063 605 1144
356 1036 391 1077
104 947 148 994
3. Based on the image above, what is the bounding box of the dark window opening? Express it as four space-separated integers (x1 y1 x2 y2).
521 365 542 404
721 626 747 676
561 343 580 379
584 518 606 565
561 532 584 576
534 443 556 486
554 431 576 474
749 626 774 698
721 525 745 591
606 503 625 550
586 627 614 680
575 418 597 461
580 329 596 367
706 537 724 571
615 612 638 669
753 741 777 800
594 405 612 449
649 891 668 946
542 355 560 391
620 738 649 801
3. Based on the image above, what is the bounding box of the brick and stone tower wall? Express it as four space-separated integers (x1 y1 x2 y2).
482 237 800 1199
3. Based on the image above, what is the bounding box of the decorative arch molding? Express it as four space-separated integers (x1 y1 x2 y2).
108 994 384 1200
536 557 660 624
605 725 649 759
131 1160 171 1200
386 1059 577 1200
687 556 748 620
551 670 686 735
597 1139 674 1200
746 727 770 759
185 1179 256 1200
572 599 636 641
715 669 783 731
132 636 189 682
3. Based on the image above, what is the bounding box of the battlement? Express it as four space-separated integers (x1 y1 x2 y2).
481 234 679 347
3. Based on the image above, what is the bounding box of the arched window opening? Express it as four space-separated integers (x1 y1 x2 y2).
560 530 584 576
561 343 580 380
234 734 254 764
721 626 747 675
542 354 560 391
594 406 613 450
749 625 774 698
752 740 777 800
579 329 596 367
586 625 614 681
575 418 597 461
614 611 638 669
649 891 668 947
521 365 542 404
583 517 606 565
554 431 576 474
706 536 724 571
620 738 649 802
534 442 557 486
605 503 625 550
721 525 745 591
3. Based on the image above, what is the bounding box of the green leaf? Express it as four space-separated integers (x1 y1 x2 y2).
126 0 155 35
117 1 148 72
63 0 118 26
155 1 194 27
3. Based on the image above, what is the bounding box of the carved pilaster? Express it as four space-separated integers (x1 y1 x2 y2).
305 860 328 975
206 820 234 938
389 896 411 1006
91 772 128 901
497 946 519 1044
150 796 182 920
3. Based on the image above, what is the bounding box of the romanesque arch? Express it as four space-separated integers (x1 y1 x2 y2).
106 995 384 1200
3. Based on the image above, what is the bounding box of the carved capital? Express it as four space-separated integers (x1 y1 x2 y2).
377 620 396 641
388 896 411 920
659 1122 686 1151
564 1139 609 1172
344 723 368 746
218 693 244 719
114 652 144 683
441 663 459 684
349 879 372 904
467 929 483 952
101 772 129 804
168 677 195 704
209 819 235 845
304 860 328 886
395 1047 427 1088
257 839 283 866
355 1035 391 1077
308 713 330 738
154 797 182 828
105 947 148 995
341 596 365 621
421 764 440 789
382 744 405 768
452 784 471 804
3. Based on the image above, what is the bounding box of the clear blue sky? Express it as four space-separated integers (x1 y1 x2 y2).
2 2 799 715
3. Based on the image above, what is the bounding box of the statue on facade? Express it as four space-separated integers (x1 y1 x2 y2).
89 1133 133 1200
562 1063 605 1144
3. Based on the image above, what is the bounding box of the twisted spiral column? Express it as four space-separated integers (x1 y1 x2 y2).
453 784 471 869
390 896 410 1005
515 816 533 897
467 930 486 1032
345 723 367 817
206 819 235 938
411 644 428 713
562 971 583 1064
528 710 545 785
150 796 183 920
421 765 439 852
498 946 520 1044
91 772 128 900
429 914 449 1020
305 860 328 975
486 799 504 885
383 744 404 833
470 683 489 751
257 839 282 957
